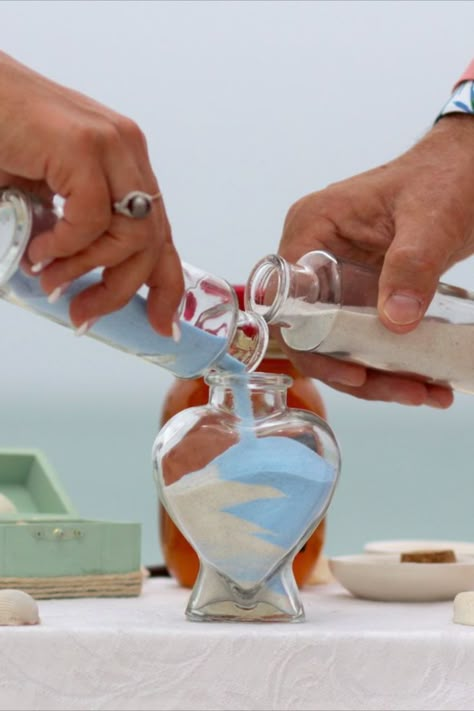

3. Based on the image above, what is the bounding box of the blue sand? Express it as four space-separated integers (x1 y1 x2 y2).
202 377 336 587
9 271 243 378
219 436 333 550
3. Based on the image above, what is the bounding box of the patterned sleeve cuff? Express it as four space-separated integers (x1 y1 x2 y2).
453 59 474 89
437 80 474 121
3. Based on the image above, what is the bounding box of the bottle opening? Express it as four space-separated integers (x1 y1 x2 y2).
0 190 32 287
245 254 289 323
206 371 292 389
0 203 14 263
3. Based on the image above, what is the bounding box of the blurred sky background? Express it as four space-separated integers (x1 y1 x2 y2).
0 0 473 564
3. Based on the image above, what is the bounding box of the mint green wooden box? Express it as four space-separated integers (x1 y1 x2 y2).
0 449 142 597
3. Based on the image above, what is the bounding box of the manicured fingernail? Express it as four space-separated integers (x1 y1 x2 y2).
47 283 71 304
31 258 54 274
383 293 423 325
75 322 90 337
75 318 98 337
172 320 181 343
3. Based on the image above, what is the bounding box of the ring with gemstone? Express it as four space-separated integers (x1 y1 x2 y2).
113 190 161 219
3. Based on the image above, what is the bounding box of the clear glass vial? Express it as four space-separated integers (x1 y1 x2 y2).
246 250 474 393
0 187 268 377
153 371 340 622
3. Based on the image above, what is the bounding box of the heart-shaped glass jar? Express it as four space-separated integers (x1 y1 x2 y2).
153 372 341 622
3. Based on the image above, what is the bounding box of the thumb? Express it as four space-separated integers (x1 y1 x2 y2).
377 219 449 334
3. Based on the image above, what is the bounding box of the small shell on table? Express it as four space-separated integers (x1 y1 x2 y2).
0 494 17 514
454 591 474 626
0 589 40 625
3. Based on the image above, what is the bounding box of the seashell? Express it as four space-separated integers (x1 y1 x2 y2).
454 591 474 626
0 589 40 626
0 493 17 514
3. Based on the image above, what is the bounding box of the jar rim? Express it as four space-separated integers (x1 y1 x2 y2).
205 371 292 389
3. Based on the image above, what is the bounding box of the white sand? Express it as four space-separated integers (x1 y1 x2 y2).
281 304 474 393
164 463 287 586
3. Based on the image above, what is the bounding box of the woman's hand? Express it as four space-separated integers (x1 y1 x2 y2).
0 51 183 335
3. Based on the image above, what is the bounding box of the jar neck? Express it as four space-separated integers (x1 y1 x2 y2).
205 372 291 418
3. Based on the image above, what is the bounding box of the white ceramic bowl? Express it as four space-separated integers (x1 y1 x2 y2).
329 554 474 602
364 540 474 557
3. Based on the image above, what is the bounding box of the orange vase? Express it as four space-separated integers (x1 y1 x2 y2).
159 287 328 589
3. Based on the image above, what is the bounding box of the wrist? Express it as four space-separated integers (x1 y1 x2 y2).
437 79 474 123
421 116 474 190
398 114 474 210
431 112 474 151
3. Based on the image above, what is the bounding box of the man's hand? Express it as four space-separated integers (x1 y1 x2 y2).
278 115 474 407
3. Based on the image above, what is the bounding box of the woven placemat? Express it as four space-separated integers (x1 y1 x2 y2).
0 570 143 599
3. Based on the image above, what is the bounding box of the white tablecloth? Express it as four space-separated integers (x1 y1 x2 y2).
0 578 473 711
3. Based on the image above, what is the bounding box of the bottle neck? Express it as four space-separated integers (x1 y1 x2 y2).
245 251 344 322
245 251 341 352
206 372 291 418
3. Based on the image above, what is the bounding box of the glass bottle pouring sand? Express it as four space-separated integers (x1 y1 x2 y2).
246 250 474 393
0 188 268 377
154 371 340 622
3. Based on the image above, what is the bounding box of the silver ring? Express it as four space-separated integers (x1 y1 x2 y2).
113 190 161 219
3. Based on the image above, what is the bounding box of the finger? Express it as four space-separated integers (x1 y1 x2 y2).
378 214 456 333
279 210 339 264
102 126 185 337
27 162 110 264
28 114 154 265
100 147 181 336
67 249 153 327
146 240 184 337
101 112 161 209
281 349 367 388
97 119 167 266
325 369 454 408
38 221 155 294
283 340 454 407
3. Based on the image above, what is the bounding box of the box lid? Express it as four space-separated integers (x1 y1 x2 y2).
0 448 77 520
